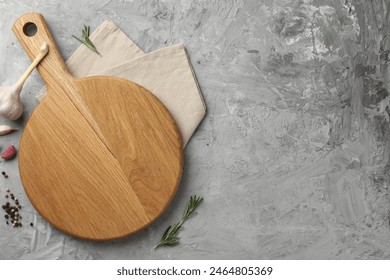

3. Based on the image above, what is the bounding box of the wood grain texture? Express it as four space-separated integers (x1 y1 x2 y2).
13 13 183 240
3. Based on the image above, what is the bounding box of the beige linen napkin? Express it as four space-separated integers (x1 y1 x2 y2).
36 21 205 146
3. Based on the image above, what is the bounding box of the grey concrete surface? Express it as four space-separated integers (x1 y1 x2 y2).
1 0 390 259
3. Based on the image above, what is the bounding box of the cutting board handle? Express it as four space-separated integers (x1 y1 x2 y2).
12 13 72 88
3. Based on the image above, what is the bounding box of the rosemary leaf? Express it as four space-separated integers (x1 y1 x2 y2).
161 225 172 239
183 195 203 221
155 195 203 249
72 25 101 56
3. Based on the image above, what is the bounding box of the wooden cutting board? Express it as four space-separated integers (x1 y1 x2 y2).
13 13 183 240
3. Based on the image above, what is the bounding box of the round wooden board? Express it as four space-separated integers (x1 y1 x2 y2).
14 13 183 240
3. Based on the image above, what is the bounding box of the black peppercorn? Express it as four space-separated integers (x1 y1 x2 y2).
30 222 34 227
4 214 9 219
18 205 21 209
1 171 5 175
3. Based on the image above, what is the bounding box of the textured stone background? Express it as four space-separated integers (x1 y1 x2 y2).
1 0 390 259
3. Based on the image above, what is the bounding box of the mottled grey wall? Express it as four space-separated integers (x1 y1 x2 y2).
1 0 390 259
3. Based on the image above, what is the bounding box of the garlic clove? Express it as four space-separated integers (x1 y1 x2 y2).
1 144 17 160
0 125 18 136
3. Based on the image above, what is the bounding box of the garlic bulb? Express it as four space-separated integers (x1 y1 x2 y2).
0 43 48 120
0 84 24 120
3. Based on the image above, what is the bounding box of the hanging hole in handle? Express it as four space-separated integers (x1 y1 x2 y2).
23 22 37 37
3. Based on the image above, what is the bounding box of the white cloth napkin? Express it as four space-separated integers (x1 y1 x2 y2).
37 21 205 146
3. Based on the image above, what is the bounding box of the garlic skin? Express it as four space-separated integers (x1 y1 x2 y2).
0 84 23 120
1 144 17 160
0 124 18 135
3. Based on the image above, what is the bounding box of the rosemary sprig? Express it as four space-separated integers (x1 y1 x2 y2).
72 25 101 56
155 195 203 249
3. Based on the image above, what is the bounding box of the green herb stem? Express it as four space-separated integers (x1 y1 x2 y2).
155 195 203 249
72 25 101 56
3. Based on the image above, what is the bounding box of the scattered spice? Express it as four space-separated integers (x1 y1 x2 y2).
30 222 33 227
1 188 26 228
